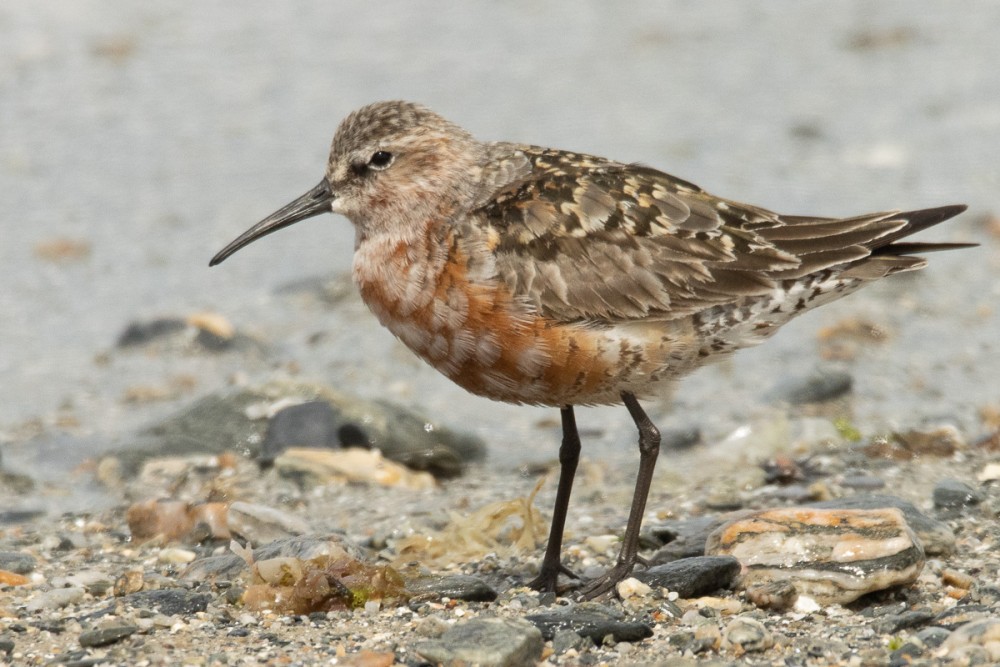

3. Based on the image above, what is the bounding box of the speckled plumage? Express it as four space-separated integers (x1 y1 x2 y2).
211 100 971 598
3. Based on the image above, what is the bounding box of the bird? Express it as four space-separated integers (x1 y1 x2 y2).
210 100 972 599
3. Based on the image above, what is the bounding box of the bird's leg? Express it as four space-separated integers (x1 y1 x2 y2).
527 405 581 593
579 391 660 600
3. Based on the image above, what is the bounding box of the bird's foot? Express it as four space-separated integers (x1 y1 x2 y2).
527 562 579 594
577 561 637 601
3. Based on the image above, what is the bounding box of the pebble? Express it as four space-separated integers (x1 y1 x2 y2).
0 551 36 575
78 623 139 647
723 616 774 653
647 516 726 563
415 617 543 667
706 507 924 605
769 368 853 404
634 556 740 598
227 500 312 544
616 577 652 599
872 609 936 634
157 547 197 564
525 602 653 645
933 478 982 509
405 574 498 602
258 400 340 465
25 587 86 612
118 590 212 616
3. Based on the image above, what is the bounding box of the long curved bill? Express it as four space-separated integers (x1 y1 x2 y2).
209 179 334 266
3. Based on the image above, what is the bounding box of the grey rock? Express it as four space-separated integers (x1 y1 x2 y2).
873 609 936 634
526 602 653 645
933 478 982 509
807 494 955 556
258 400 340 465
79 623 139 647
551 628 591 653
25 587 85 612
647 515 729 563
0 635 13 656
405 574 497 602
0 550 36 574
121 590 212 616
633 556 740 598
116 318 187 347
916 626 952 648
770 368 853 404
415 617 543 667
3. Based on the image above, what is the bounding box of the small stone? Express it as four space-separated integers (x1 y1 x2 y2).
405 574 497 602
226 501 311 544
873 609 935 634
157 547 197 564
770 369 853 404
0 551 36 575
616 577 652 599
551 628 590 653
415 617 543 667
25 587 86 612
933 479 982 509
706 507 924 605
584 534 619 554
259 400 340 466
117 318 186 347
526 602 653 645
745 579 798 611
79 623 139 648
724 617 773 653
647 516 727 563
120 589 212 616
978 462 1000 482
941 568 974 590
634 556 740 598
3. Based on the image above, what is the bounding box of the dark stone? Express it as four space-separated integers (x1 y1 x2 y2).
228 627 250 637
646 515 727 563
770 369 853 404
0 636 12 656
405 574 497 602
0 550 36 574
116 318 186 347
915 626 951 648
873 609 936 634
526 603 653 645
78 624 138 648
121 589 212 616
259 401 341 466
932 479 982 509
662 427 702 451
633 556 740 598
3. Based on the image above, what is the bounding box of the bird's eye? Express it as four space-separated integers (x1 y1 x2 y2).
368 150 394 170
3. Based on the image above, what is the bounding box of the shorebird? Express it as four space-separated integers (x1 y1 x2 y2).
211 101 971 598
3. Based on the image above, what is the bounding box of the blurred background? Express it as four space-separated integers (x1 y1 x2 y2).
1 2 998 506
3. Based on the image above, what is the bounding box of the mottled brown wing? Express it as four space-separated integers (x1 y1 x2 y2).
475 145 921 324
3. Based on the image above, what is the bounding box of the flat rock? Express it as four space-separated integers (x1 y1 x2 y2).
25 587 86 612
0 551 36 575
706 507 924 605
933 478 982 509
404 574 497 602
79 623 139 647
526 602 653 644
633 556 740 598
942 618 1000 663
769 368 853 404
415 617 543 667
119 589 212 616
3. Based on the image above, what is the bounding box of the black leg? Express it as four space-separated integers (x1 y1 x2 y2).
527 405 581 593
578 391 660 599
